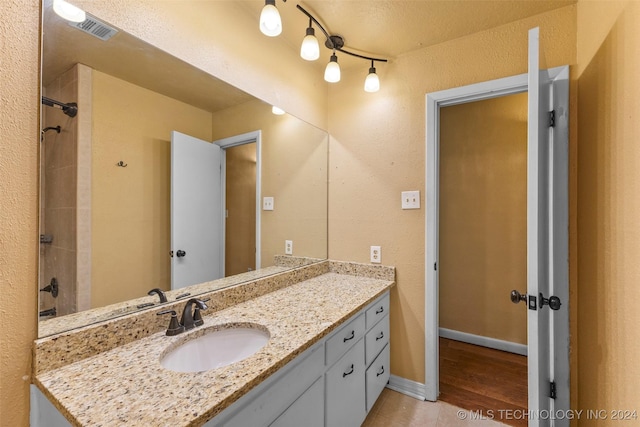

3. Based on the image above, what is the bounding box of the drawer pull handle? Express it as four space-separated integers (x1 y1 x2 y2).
376 331 384 341
376 307 384 314
343 364 354 377
377 366 385 377
343 330 355 342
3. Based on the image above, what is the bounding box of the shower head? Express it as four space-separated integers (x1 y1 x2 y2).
41 96 78 118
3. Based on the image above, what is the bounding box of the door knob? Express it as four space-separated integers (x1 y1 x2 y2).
176 250 186 258
510 290 527 304
539 293 562 310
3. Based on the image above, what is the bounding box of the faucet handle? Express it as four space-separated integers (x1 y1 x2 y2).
193 298 210 327
157 310 185 336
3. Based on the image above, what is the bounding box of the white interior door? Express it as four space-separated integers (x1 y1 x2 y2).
527 27 570 426
171 131 223 290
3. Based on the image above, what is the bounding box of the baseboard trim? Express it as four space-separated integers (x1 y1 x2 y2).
386 375 427 401
439 327 527 356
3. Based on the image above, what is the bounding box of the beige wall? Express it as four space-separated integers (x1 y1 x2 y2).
439 93 528 345
91 70 212 307
0 1 40 424
5 1 640 424
328 5 577 386
211 100 329 264
576 0 640 422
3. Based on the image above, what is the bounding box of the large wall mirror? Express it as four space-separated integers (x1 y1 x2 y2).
39 1 328 337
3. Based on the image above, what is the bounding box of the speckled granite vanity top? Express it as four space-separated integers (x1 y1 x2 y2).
33 261 395 426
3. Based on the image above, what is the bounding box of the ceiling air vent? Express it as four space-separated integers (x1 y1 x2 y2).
68 14 118 41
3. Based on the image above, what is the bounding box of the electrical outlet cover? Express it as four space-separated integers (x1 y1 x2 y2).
285 240 293 255
370 246 381 264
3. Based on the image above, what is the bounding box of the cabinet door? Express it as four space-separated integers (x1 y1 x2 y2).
270 377 324 427
325 339 366 427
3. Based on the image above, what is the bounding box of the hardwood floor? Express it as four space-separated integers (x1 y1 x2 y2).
439 337 528 427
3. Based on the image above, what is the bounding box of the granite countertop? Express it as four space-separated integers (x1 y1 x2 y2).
34 271 394 426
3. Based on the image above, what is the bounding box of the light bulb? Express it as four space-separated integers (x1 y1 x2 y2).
259 0 282 37
300 27 320 61
364 67 380 93
324 53 341 83
272 106 286 115
53 0 86 23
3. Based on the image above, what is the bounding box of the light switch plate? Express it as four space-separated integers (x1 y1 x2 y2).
263 196 274 211
401 191 421 209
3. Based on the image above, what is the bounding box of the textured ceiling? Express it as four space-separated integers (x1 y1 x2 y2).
241 0 576 67
43 0 576 113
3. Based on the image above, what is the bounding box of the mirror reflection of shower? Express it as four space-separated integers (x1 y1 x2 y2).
40 70 86 320
41 125 61 142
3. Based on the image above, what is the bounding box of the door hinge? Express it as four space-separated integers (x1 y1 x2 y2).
434 262 437 271
550 381 557 399
549 110 556 128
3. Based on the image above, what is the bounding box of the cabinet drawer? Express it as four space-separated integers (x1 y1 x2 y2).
325 314 365 367
365 314 389 367
365 293 389 329
325 339 366 427
270 377 324 427
365 343 390 412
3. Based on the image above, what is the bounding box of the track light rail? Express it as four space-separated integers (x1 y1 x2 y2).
296 5 388 64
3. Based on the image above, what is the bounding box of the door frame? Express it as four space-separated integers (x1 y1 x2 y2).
214 130 262 275
424 67 569 402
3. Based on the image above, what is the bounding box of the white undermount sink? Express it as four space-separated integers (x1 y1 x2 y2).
160 325 270 373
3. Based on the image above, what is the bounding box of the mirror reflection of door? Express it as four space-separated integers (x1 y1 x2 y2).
224 143 257 276
171 131 223 290
438 92 528 426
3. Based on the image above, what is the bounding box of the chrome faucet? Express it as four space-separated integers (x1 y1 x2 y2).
180 298 209 330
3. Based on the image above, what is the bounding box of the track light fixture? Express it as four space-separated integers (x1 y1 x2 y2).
324 51 341 83
260 0 283 37
364 60 380 93
300 19 320 61
53 0 86 23
295 5 387 91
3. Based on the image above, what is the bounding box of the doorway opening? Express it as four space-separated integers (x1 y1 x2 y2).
425 61 570 426
215 130 262 277
437 93 528 426
223 142 257 276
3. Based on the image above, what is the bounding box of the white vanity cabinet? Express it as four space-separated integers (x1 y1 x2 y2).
33 291 391 427
216 291 391 427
